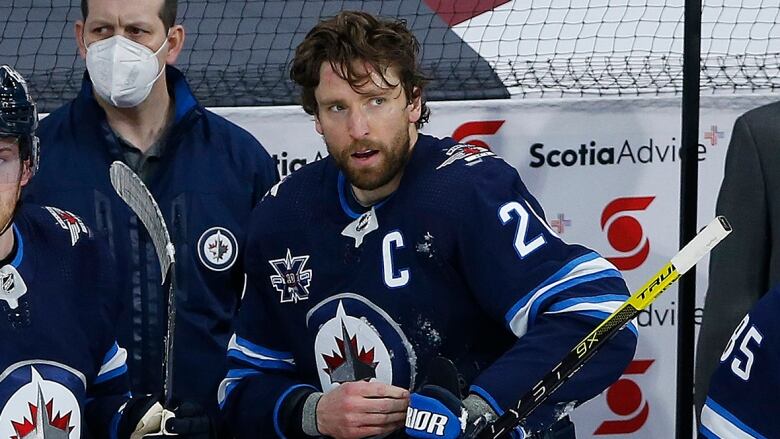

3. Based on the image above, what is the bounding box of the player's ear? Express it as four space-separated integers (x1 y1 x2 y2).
407 87 422 125
75 20 87 60
19 162 32 187
314 113 324 135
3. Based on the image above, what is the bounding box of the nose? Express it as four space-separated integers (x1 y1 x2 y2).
347 108 369 140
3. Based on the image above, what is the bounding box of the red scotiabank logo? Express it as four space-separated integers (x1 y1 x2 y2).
601 197 655 270
595 359 654 435
451 120 505 149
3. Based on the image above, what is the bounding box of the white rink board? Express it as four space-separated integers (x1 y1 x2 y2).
213 93 777 438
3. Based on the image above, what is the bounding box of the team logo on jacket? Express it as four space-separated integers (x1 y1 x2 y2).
307 294 416 392
269 249 312 303
197 227 238 271
0 362 85 439
44 207 88 246
436 144 496 170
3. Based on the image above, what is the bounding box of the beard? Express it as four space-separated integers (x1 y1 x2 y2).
328 127 412 192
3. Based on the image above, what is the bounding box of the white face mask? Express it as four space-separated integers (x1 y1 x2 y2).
85 34 168 108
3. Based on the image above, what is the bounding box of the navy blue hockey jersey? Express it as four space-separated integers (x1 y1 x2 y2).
221 134 638 437
23 67 279 418
699 284 780 438
0 204 129 439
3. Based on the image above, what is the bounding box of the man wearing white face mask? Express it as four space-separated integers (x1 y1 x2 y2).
22 0 279 437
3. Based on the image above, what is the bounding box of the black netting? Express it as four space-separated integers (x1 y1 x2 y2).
3 0 780 112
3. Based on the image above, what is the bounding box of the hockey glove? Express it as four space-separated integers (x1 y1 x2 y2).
142 401 217 438
163 401 217 439
406 384 467 439
117 395 165 439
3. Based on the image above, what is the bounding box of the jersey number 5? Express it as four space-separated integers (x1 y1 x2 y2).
720 314 764 381
499 201 546 258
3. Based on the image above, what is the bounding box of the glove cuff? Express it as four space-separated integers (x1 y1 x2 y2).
301 392 323 437
463 394 498 424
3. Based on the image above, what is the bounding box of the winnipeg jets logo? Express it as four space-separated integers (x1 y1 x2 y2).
0 365 82 439
436 144 496 170
313 300 393 391
197 227 238 271
0 265 27 310
44 207 88 246
269 249 312 303
322 318 379 384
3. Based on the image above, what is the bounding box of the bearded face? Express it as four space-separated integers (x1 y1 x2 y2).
313 62 421 205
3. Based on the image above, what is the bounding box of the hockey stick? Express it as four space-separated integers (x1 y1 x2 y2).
110 161 178 435
478 216 732 439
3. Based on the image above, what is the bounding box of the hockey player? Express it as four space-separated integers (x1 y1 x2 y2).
220 11 638 439
0 65 190 438
699 283 780 438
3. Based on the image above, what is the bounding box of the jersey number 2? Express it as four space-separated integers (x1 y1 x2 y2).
499 201 546 258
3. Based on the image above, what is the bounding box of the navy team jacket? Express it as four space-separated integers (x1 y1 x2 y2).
23 66 279 420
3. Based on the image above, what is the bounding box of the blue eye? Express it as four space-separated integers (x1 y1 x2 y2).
372 97 385 105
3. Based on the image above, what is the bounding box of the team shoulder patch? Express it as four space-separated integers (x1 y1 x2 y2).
197 227 239 272
44 207 89 246
436 143 497 170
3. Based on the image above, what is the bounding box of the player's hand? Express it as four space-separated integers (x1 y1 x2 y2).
117 395 164 439
405 384 467 439
316 380 409 439
162 401 216 438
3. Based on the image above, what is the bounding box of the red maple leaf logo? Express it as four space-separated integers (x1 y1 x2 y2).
322 332 376 374
11 399 73 438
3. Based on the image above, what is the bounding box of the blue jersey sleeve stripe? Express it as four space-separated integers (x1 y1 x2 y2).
527 269 622 329
699 426 720 439
232 334 294 361
96 343 128 383
94 364 128 385
701 397 767 439
273 384 318 439
218 368 263 409
227 350 296 371
101 342 120 365
503 252 601 324
504 252 615 326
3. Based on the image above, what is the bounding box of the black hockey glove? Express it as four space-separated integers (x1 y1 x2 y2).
118 396 216 439
162 401 217 439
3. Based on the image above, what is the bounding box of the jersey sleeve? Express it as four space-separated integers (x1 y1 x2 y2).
219 204 316 438
80 232 132 438
699 286 780 439
452 158 637 430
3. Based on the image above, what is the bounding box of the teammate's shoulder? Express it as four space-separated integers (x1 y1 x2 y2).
17 204 98 249
255 156 333 211
201 109 262 148
747 284 780 324
37 100 76 135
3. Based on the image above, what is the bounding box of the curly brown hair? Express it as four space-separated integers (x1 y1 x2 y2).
290 11 430 128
